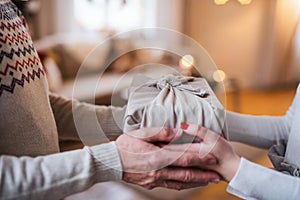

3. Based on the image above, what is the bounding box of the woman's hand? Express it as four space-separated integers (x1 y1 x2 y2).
116 127 221 190
181 123 241 182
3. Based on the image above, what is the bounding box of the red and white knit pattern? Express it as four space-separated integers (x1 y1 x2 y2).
0 0 45 97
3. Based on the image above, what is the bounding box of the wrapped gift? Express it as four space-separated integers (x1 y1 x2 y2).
124 74 227 138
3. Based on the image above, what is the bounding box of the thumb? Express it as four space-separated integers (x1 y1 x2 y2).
125 127 183 143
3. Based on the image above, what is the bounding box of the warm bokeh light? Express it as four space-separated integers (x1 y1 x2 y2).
214 0 229 5
213 70 226 82
179 54 194 69
214 0 252 5
238 0 252 5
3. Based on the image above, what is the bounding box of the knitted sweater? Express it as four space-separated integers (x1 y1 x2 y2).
0 1 124 199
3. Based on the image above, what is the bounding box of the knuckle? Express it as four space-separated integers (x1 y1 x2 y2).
147 177 156 185
161 127 170 137
183 170 193 182
148 154 160 169
162 127 174 140
180 157 189 167
149 170 159 182
181 153 193 167
153 170 161 181
138 175 157 188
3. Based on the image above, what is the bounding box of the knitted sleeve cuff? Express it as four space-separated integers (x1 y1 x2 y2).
84 142 123 182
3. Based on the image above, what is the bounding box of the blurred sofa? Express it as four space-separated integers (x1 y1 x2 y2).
35 32 179 105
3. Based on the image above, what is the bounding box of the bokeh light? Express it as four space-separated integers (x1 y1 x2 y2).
213 70 226 82
179 54 194 69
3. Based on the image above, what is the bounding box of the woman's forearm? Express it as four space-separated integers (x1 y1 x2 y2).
226 111 291 149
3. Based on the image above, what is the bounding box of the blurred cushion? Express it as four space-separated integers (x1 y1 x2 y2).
35 32 111 79
43 56 63 92
38 50 63 92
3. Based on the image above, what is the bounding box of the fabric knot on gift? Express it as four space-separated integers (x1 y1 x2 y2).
146 75 208 98
123 74 227 138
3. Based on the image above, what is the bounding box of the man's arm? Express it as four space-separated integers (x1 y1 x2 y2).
0 142 122 200
0 128 221 200
49 93 125 143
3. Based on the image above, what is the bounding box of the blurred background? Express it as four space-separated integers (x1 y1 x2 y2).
13 0 300 199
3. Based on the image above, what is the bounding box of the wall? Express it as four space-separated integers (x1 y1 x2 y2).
155 0 184 32
35 0 299 89
184 0 275 89
36 0 184 38
37 0 77 38
271 0 300 86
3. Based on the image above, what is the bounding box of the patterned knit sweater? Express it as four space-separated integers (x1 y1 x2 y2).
0 1 124 199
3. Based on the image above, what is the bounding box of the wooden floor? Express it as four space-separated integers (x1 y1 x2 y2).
187 86 297 200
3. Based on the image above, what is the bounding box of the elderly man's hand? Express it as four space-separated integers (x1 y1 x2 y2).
116 127 221 190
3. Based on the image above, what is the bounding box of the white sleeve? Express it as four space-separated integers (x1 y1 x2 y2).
227 158 300 200
0 142 122 200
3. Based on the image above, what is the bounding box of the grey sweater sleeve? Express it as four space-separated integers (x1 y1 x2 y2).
49 93 126 143
225 108 294 149
225 88 297 149
0 142 123 200
227 158 300 200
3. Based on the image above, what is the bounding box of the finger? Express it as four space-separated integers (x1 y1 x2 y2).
126 127 183 143
180 123 207 139
119 147 211 172
156 142 218 167
146 128 183 142
181 123 222 144
167 150 217 166
134 148 214 172
161 143 201 152
153 180 210 190
163 143 218 165
180 124 219 159
156 167 221 183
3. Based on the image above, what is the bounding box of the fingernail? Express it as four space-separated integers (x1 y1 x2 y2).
211 178 220 183
180 123 189 130
181 123 199 134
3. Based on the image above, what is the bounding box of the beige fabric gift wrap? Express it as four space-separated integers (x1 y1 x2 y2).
123 74 227 138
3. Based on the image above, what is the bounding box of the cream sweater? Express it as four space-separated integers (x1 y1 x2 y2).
0 1 124 199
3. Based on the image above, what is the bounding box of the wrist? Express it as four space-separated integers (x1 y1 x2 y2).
224 155 241 182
